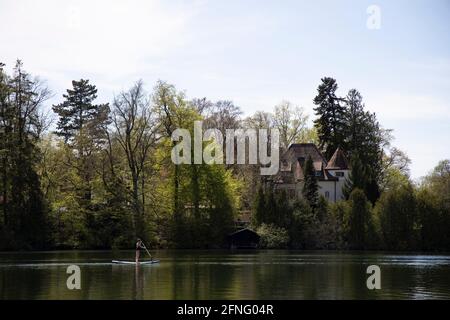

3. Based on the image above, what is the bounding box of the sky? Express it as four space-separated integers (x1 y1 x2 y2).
0 0 449 180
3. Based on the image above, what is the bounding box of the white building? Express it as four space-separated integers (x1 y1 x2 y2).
274 143 350 203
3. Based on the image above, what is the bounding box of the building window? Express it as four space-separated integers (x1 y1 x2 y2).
335 171 344 177
325 191 330 199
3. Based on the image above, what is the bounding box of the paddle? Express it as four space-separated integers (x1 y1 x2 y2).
141 242 153 261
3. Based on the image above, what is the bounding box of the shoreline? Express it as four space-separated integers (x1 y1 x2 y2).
1 248 450 255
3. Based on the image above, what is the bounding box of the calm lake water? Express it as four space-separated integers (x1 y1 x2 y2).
1 250 449 299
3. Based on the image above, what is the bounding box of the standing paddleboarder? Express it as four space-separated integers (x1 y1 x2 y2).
135 238 144 264
111 239 158 265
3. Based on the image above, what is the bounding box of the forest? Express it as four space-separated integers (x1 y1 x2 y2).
0 60 449 251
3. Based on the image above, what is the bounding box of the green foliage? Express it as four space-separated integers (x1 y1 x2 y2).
423 160 450 202
257 223 289 249
346 189 372 249
302 156 319 209
203 165 237 247
0 61 50 250
286 198 335 249
416 189 446 251
1 62 448 252
417 160 450 251
381 166 410 192
253 185 266 225
329 201 349 248
52 79 110 146
314 80 384 203
289 199 314 248
316 195 328 222
265 190 277 225
155 105 239 248
375 184 419 250
313 77 347 159
275 189 292 228
343 155 366 199
49 79 113 248
343 89 383 203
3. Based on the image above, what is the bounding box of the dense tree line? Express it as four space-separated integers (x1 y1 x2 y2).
0 61 243 250
253 77 449 251
0 62 448 251
254 160 450 251
0 61 50 249
0 61 309 250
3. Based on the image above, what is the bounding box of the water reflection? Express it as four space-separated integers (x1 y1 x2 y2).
0 250 449 299
132 265 143 300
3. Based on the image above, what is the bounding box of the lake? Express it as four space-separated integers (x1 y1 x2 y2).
1 250 449 299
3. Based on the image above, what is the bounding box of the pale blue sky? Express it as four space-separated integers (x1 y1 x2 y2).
1 0 449 179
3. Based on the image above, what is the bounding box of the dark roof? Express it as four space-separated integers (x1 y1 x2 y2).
277 144 348 183
326 147 349 170
228 228 259 237
288 143 327 171
228 228 260 248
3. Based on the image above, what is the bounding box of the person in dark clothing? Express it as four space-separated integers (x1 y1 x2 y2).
135 238 144 264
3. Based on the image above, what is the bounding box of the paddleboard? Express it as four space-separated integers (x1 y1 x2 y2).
112 260 160 265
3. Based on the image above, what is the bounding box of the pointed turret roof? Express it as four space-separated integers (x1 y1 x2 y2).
326 147 349 170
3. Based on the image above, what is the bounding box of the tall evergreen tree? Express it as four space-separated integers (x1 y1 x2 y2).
343 89 382 203
276 189 291 227
0 62 11 229
265 189 277 225
343 154 366 199
302 156 319 209
253 185 266 225
347 188 371 249
53 79 109 204
0 60 50 249
53 79 110 148
313 77 346 159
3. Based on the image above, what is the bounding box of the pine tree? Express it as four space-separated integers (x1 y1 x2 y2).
313 77 346 159
348 188 371 249
53 79 110 148
52 80 110 225
343 154 366 199
302 156 319 209
265 189 277 225
275 189 291 227
343 89 382 203
253 185 266 225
